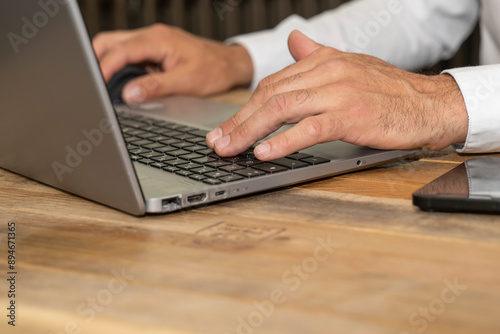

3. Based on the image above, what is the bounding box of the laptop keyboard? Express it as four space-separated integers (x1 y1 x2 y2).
118 113 331 185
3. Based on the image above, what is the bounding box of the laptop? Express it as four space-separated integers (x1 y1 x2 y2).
0 1 416 216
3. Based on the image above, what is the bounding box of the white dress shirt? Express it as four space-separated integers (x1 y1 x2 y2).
228 0 500 153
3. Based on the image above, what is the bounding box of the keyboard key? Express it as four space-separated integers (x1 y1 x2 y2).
206 160 232 168
165 158 189 166
193 156 218 165
156 128 179 136
130 154 141 161
220 164 246 172
185 145 206 152
191 166 217 175
168 149 191 157
176 170 193 177
153 120 175 127
136 132 158 139
236 159 263 167
130 139 154 146
223 156 247 163
143 143 165 150
204 171 231 179
178 162 203 171
254 163 288 174
124 136 141 143
138 158 154 165
139 125 162 132
185 136 205 144
153 146 177 154
179 153 204 161
171 142 193 149
189 174 206 182
234 168 267 178
203 178 222 185
160 138 182 146
287 153 313 160
129 148 152 155
196 148 214 155
152 155 175 163
148 135 169 142
150 162 167 169
163 166 180 173
188 129 209 137
219 175 245 183
120 120 147 128
301 157 330 165
139 152 162 159
127 130 148 137
166 130 185 137
173 134 197 141
271 158 309 169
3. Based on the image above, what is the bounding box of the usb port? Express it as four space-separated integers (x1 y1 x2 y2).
187 193 207 204
162 197 182 211
215 191 226 197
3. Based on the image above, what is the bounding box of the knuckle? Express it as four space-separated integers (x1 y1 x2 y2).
302 117 324 142
277 132 294 152
253 80 276 105
150 23 168 32
294 89 313 105
236 121 255 143
139 75 162 95
268 94 290 120
226 114 244 132
256 76 272 92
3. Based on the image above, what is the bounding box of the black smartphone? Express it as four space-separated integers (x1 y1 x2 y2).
413 157 500 214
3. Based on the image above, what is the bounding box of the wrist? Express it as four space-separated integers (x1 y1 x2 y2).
418 74 469 150
225 44 253 88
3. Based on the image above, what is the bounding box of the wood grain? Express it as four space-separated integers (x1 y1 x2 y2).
1 91 500 334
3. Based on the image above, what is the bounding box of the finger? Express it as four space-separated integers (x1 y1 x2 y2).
255 113 346 160
251 30 333 90
212 88 330 157
122 68 197 103
206 60 336 149
98 37 166 82
288 30 323 62
92 30 134 60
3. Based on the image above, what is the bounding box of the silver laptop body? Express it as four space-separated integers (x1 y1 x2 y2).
0 1 416 216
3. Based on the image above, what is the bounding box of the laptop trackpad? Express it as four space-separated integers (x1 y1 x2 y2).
134 163 202 200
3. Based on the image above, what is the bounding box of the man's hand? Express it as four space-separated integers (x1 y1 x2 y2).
93 24 253 104
207 30 469 160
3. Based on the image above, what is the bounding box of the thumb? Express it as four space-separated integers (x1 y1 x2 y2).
122 70 190 104
288 30 323 62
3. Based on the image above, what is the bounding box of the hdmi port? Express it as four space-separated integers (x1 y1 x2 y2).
187 193 207 204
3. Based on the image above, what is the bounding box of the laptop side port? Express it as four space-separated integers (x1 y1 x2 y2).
215 191 226 197
187 193 207 204
162 197 182 212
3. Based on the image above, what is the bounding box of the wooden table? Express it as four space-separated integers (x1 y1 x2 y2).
1 90 499 334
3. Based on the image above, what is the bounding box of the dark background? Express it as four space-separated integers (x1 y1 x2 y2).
79 0 480 72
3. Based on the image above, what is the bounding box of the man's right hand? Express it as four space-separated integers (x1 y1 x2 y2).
93 24 254 104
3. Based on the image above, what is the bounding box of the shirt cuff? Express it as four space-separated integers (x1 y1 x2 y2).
443 65 500 153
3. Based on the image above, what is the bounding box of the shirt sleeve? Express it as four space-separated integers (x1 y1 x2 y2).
444 65 500 153
227 0 479 89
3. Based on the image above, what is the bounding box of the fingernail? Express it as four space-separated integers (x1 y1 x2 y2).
215 135 230 151
207 127 223 145
255 142 271 158
124 86 143 103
